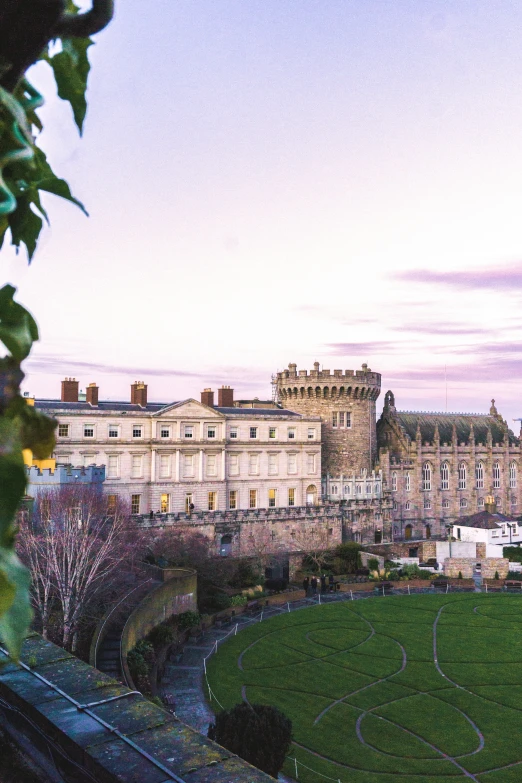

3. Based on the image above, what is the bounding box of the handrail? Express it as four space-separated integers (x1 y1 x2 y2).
93 578 153 669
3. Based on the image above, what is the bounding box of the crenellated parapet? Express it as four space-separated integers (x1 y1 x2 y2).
276 362 381 402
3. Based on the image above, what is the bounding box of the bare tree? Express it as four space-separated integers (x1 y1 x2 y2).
290 521 333 571
17 486 140 650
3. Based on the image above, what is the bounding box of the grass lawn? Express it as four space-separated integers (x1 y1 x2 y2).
206 593 522 782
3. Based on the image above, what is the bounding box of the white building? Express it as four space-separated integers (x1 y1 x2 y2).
34 379 322 515
450 508 522 551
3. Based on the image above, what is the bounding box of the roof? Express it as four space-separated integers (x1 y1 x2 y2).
214 406 302 417
34 399 305 418
393 411 517 446
452 510 515 529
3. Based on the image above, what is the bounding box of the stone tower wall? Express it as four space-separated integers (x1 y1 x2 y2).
276 362 381 475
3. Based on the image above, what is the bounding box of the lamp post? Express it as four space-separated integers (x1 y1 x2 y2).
446 523 452 559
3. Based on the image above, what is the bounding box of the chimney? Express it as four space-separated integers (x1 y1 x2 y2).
201 388 214 407
131 381 148 407
61 377 79 402
86 382 99 406
218 385 234 407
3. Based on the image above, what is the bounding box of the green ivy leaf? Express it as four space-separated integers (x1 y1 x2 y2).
49 37 93 134
0 551 32 661
0 285 38 361
0 569 15 619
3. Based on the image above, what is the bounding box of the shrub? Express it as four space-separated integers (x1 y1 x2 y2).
495 571 500 580
503 546 522 563
148 623 175 648
507 570 522 580
202 592 231 612
208 702 292 778
177 610 201 629
367 557 380 572
387 569 401 581
334 542 362 573
127 639 156 681
458 571 463 580
230 594 248 606
264 578 288 592
228 560 262 588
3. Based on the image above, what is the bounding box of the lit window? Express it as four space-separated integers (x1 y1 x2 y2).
107 455 119 478
510 461 517 489
268 454 278 475
268 489 277 508
288 488 295 507
249 427 257 439
229 427 238 439
159 454 171 478
493 462 501 489
208 491 217 511
269 427 276 439
288 428 296 439
131 494 141 514
405 473 411 492
160 493 170 513
160 427 170 439
184 425 194 439
58 424 69 437
207 454 217 476
391 472 397 492
108 425 119 438
207 426 216 439
229 490 237 510
475 462 484 489
249 454 259 475
229 454 239 476
307 428 315 439
332 412 338 428
422 462 431 491
84 425 94 438
132 426 143 439
131 455 143 478
458 462 467 490
107 495 117 513
440 462 449 491
249 489 257 508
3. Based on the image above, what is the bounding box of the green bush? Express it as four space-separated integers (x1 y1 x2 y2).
228 560 262 588
387 569 401 581
458 571 463 580
334 542 362 573
230 594 248 606
495 571 500 580
127 639 156 681
148 623 175 648
177 610 202 629
367 557 380 572
503 546 522 563
507 570 522 580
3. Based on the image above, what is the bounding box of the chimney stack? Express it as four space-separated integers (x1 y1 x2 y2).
218 385 234 407
86 382 99 406
131 381 148 407
201 388 214 407
61 378 79 402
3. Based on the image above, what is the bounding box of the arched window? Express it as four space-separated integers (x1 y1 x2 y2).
460 498 467 508
405 501 411 511
393 500 398 510
440 462 449 490
220 534 233 557
422 462 431 491
405 524 413 540
493 462 501 489
510 461 517 489
458 462 467 490
405 472 411 492
391 471 397 491
478 497 484 507
425 524 431 539
475 462 484 489
495 496 502 508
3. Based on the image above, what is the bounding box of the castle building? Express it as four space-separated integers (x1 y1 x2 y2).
34 379 321 515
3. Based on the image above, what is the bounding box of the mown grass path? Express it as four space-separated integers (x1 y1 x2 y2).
206 594 522 783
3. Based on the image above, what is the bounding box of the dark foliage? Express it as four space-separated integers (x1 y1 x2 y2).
228 559 262 588
264 578 288 592
208 702 292 778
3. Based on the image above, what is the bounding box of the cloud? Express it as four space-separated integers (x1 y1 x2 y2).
392 266 522 291
385 356 522 385
391 323 484 336
327 341 403 355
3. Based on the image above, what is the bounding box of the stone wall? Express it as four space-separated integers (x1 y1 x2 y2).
443 558 474 578
481 558 509 579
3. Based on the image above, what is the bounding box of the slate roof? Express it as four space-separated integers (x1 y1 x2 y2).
394 411 517 446
452 510 515 529
35 399 304 418
214 406 302 417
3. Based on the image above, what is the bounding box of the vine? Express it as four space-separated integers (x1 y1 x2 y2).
0 0 113 659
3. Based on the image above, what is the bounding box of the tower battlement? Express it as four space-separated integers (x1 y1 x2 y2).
277 362 381 401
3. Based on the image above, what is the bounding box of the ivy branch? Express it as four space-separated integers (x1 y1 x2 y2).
0 0 113 660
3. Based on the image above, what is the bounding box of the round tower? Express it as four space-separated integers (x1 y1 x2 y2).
276 362 381 476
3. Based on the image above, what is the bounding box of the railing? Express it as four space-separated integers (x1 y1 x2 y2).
92 578 154 669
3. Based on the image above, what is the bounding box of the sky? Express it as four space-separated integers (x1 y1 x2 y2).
3 1 522 427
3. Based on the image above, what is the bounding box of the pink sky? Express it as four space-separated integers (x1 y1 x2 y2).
3 1 522 428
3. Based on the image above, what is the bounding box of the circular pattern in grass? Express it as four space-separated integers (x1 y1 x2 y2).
206 593 522 783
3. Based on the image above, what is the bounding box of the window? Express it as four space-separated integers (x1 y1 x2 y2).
393 500 398 510
229 427 238 439
288 488 295 506
442 498 450 509
185 493 193 513
83 425 94 438
207 426 216 439
307 453 316 473
356 483 362 495
405 501 411 510
268 454 278 475
475 462 484 489
288 453 297 474
440 462 449 491
307 428 316 439
510 461 517 489
229 454 239 476
131 494 141 514
208 491 217 511
108 425 119 438
493 462 501 489
422 462 431 491
458 462 467 490
478 497 485 507
184 425 194 439
339 412 345 427
249 427 258 439
83 454 95 467
332 412 338 428
229 490 237 510
107 494 117 513
132 425 143 438
268 489 277 507
184 454 195 477
512 497 518 506
131 455 143 478
269 427 277 439
58 424 69 437
496 495 502 508
160 427 170 439
366 483 372 494
331 485 338 495
107 455 119 478
249 489 257 508
160 494 170 513
424 497 431 509
460 498 467 508
159 454 171 478
346 412 352 428
344 485 351 495
391 471 397 492
287 428 296 439
207 454 217 476
405 472 411 492
249 454 259 475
